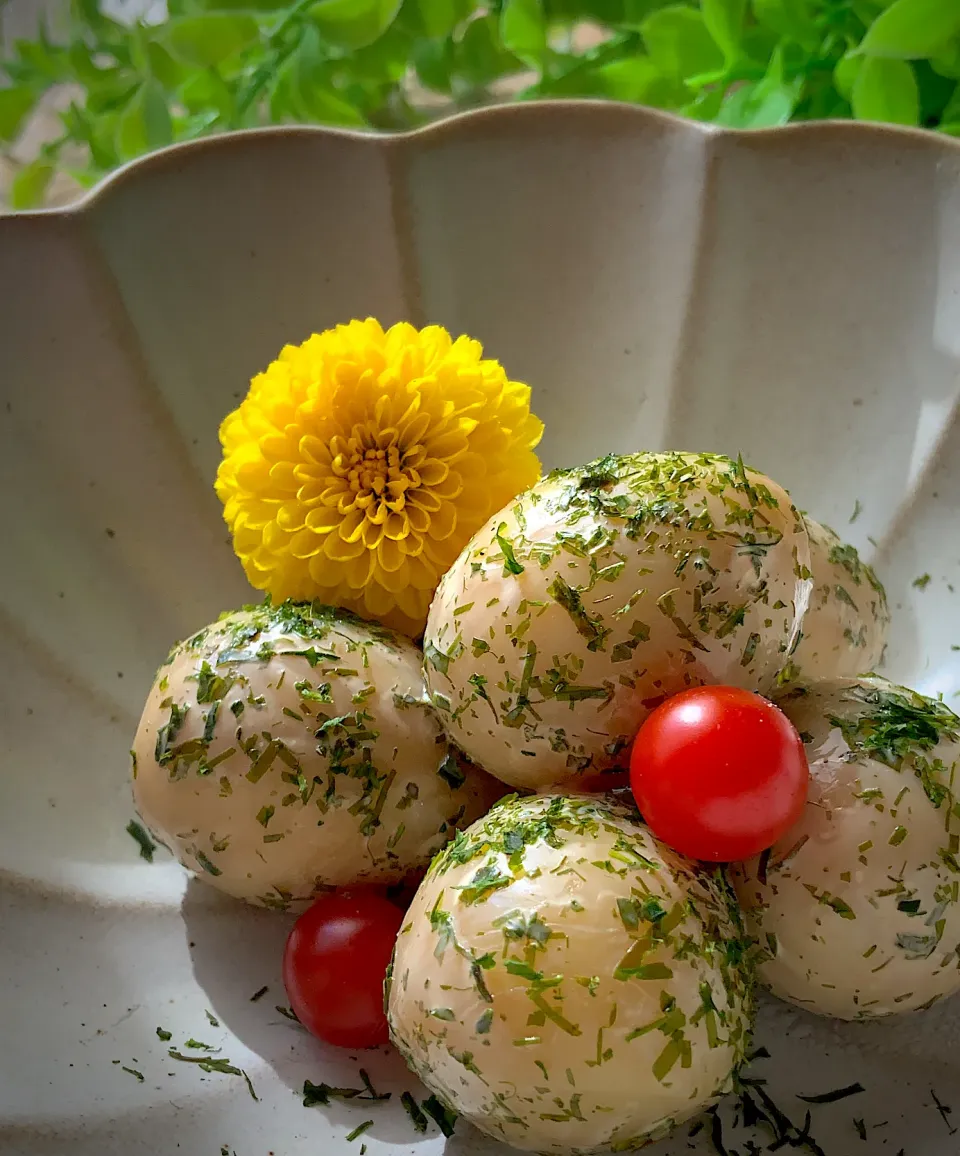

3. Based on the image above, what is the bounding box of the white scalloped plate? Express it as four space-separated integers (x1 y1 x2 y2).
2 102 959 1156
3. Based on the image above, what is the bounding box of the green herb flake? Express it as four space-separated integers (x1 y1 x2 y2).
345 1120 374 1143
120 1066 144 1081
401 1090 428 1132
195 850 222 876
798 1082 865 1104
156 1027 172 1041
126 819 156 862
422 1094 458 1137
547 574 610 652
437 753 466 789
456 860 513 905
496 523 524 575
913 573 932 590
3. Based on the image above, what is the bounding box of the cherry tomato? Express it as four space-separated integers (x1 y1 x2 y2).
282 890 404 1049
629 685 808 862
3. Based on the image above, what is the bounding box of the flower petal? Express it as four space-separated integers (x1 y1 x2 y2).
289 528 322 559
377 536 405 573
427 502 457 542
362 519 385 550
324 532 365 561
338 508 366 542
384 511 409 541
305 506 341 532
344 550 373 589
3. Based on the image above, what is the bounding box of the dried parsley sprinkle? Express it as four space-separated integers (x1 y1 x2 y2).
401 1091 428 1132
931 1087 956 1134
495 522 524 575
121 1066 144 1081
914 573 932 590
249 986 268 1002
167 1050 256 1098
345 1121 374 1142
422 1094 458 1136
126 820 156 862
798 1083 865 1104
156 1027 172 1041
195 851 222 876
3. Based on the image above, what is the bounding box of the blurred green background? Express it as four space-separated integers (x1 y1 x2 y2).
2 0 960 208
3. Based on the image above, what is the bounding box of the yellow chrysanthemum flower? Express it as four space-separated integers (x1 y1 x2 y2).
216 318 544 636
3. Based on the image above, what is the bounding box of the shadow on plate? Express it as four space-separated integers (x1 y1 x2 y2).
180 876 451 1148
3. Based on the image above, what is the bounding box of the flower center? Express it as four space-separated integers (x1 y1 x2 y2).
331 431 421 519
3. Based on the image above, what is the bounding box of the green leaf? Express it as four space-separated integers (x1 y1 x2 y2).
702 0 745 63
930 40 960 79
852 56 919 124
398 0 473 38
591 54 663 101
115 79 173 160
200 0 290 8
85 72 141 116
163 13 260 67
308 0 403 50
179 68 235 116
751 0 817 49
145 41 186 89
860 0 960 61
344 20 413 83
66 42 111 87
915 59 956 121
412 37 455 92
619 0 666 27
641 6 724 82
456 14 523 85
834 52 863 101
0 86 37 144
296 25 368 125
13 24 71 84
940 80 960 123
10 159 54 209
683 85 724 119
269 56 301 120
501 0 547 69
715 45 801 126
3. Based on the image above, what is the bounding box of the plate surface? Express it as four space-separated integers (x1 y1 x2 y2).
2 102 960 1156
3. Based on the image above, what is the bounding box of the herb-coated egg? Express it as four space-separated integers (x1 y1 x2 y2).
424 452 812 790
733 677 960 1019
789 519 889 682
131 600 502 908
388 793 754 1155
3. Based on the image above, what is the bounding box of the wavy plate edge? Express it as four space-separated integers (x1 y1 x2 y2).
5 99 960 223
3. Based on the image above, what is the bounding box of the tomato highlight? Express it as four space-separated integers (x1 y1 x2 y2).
282 890 404 1049
629 685 809 862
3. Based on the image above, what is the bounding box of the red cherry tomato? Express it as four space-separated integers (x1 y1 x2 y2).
282 890 404 1049
629 685 808 862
